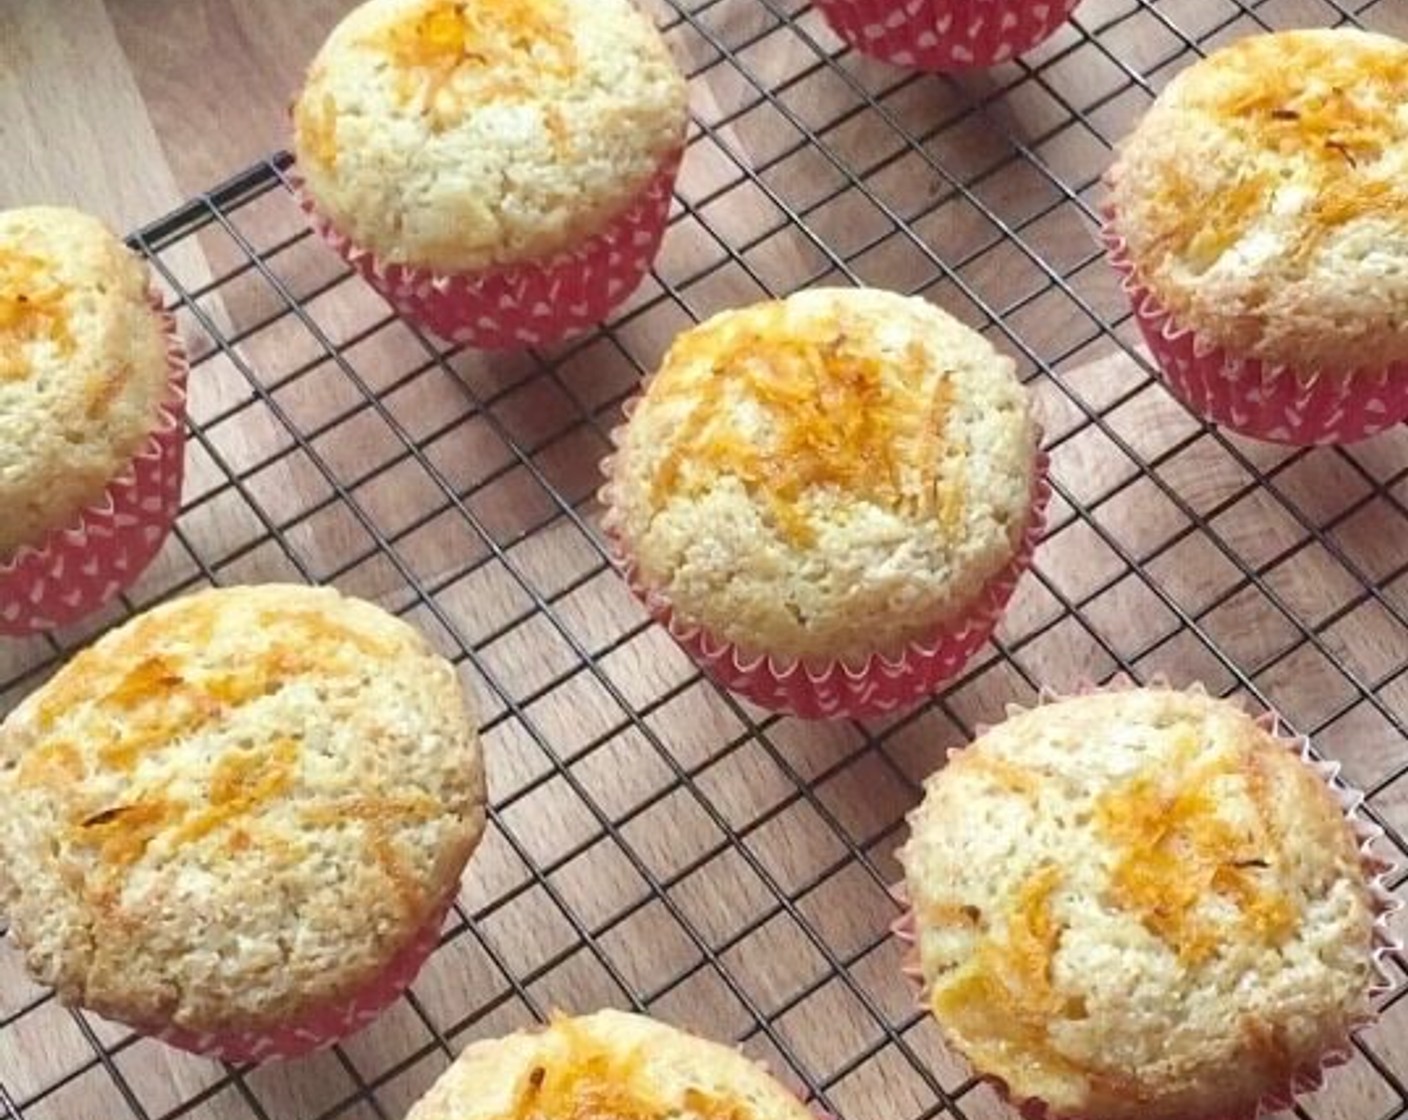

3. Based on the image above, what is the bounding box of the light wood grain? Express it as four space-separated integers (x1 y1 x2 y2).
1 3 1406 1120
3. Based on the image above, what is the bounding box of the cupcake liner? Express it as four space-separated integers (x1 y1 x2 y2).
293 153 681 351
1101 216 1408 445
0 292 188 637
814 0 1083 70
138 892 455 1065
890 676 1404 1120
748 1057 836 1119
598 398 1050 720
797 1095 838 1120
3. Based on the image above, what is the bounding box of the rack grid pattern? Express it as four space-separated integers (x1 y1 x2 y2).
2 2 1406 1120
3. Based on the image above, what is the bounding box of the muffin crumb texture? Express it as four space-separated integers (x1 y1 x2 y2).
0 206 170 557
1107 29 1408 371
611 287 1038 663
405 1009 815 1120
901 688 1378 1120
292 0 688 271
0 584 486 1033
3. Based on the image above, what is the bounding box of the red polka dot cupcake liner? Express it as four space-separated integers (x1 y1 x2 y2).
133 892 454 1065
293 153 681 351
598 402 1050 720
889 676 1404 1120
1102 217 1408 445
815 0 1083 70
0 292 188 637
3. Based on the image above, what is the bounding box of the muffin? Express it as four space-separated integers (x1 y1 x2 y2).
405 1010 816 1120
815 0 1083 71
0 206 187 635
600 287 1047 720
292 0 689 350
896 685 1396 1120
0 583 487 1064
1104 28 1408 444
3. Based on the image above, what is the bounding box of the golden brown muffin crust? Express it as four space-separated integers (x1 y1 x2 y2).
901 688 1379 1120
292 0 688 270
406 1010 815 1120
1106 29 1408 371
0 206 172 557
0 584 487 1033
608 288 1039 663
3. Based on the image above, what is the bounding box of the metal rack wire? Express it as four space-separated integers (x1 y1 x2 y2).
2 1 1406 1119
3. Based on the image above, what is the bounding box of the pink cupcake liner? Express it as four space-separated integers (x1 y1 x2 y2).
134 893 455 1065
747 1058 836 1118
0 293 188 637
1101 216 1408 445
598 401 1050 720
890 676 1404 1120
814 0 1083 70
292 153 681 351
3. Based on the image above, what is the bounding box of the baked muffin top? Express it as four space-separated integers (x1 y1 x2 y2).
292 0 688 271
1106 29 1408 372
405 1009 815 1120
0 206 172 558
606 288 1038 664
900 687 1378 1120
0 584 486 1033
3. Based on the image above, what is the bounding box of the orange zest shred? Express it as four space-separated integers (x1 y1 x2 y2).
15 742 85 789
925 901 982 927
507 1015 756 1120
28 606 409 883
1148 35 1408 270
88 654 293 774
72 798 183 869
954 752 1042 799
649 303 962 544
295 90 340 168
928 732 1302 1098
0 247 73 381
30 606 391 778
301 793 442 917
931 865 1101 1090
71 737 305 871
255 608 397 659
1009 865 1063 996
101 653 186 712
1094 734 1297 965
170 737 301 847
371 0 576 129
973 865 1065 1018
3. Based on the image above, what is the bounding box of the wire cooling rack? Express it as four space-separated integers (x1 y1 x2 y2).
3 1 1407 1119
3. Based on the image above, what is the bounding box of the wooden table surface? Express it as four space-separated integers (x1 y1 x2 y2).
1 3 1406 1120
